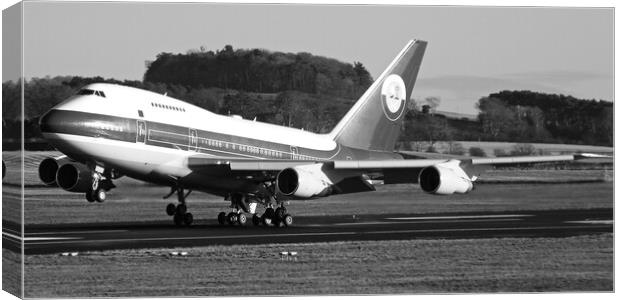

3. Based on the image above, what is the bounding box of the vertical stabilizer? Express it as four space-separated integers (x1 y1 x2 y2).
329 40 427 151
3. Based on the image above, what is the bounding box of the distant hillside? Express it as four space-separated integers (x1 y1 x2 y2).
144 45 373 100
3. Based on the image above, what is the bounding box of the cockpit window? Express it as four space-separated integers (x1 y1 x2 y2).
78 89 106 98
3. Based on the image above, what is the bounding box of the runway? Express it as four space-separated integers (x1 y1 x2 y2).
3 208 613 255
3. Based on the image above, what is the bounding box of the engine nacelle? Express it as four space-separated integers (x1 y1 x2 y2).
276 164 333 199
418 160 473 195
56 162 94 193
38 156 70 186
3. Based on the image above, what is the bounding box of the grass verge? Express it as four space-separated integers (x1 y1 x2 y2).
24 233 613 297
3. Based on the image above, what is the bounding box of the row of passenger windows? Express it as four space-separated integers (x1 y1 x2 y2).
78 89 106 98
151 102 186 112
198 138 318 160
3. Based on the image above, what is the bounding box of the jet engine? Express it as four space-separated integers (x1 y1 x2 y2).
56 162 95 193
276 164 333 199
38 156 70 186
418 160 473 195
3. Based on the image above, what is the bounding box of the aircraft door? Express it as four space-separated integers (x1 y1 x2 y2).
136 120 147 143
290 146 299 160
189 128 198 151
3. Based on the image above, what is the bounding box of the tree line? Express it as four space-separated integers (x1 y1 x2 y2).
144 45 373 99
2 44 612 150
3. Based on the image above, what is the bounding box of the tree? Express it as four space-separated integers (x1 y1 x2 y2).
510 143 536 156
445 141 466 155
469 147 486 157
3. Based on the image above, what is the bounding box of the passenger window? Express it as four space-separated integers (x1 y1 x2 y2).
138 110 144 118
99 91 106 98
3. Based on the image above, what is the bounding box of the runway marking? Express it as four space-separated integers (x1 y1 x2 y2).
26 230 128 235
363 225 612 235
386 214 532 220
326 218 523 227
24 224 611 247
25 237 82 241
25 231 358 245
4 227 21 234
2 231 22 241
566 220 613 225
4 231 82 241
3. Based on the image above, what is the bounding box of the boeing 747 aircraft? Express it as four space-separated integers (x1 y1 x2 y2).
37 40 600 227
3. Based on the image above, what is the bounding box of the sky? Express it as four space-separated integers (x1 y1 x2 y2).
4 1 614 114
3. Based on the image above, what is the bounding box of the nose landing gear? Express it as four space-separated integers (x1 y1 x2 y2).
85 171 115 203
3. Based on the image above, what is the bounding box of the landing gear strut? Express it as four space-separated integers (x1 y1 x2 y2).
165 187 193 227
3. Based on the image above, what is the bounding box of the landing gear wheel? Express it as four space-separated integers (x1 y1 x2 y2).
275 207 286 220
173 213 184 226
283 214 293 227
85 192 95 203
261 214 273 226
227 212 238 225
217 212 227 225
93 188 106 203
264 207 275 219
176 203 187 215
166 203 176 216
183 212 193 226
275 220 285 228
237 213 247 226
252 214 261 226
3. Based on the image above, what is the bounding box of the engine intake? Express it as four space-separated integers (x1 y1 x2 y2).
419 161 473 195
276 164 332 199
56 163 94 193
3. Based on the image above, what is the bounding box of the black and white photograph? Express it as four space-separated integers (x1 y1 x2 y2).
1 0 614 298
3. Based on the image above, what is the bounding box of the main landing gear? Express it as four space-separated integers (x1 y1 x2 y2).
217 192 294 228
164 187 194 227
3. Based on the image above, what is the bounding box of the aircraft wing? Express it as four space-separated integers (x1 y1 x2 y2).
188 153 608 171
186 153 610 194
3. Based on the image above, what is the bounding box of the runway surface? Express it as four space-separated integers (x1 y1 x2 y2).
3 208 612 255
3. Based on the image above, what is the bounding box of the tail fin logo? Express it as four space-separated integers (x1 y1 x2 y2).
381 74 407 121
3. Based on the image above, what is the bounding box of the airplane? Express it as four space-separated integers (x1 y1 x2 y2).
37 39 604 227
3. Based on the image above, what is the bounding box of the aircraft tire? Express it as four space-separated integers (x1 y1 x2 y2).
85 192 95 203
275 207 286 220
176 203 187 215
166 203 176 216
237 213 247 226
94 188 106 203
283 214 293 227
252 214 261 226
217 212 226 225
184 212 193 226
265 207 275 219
261 214 272 226
173 213 184 226
227 212 238 225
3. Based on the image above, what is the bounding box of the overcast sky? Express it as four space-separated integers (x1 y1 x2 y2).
8 2 614 113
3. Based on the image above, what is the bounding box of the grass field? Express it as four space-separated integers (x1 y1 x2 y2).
3 151 614 296
24 233 613 297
